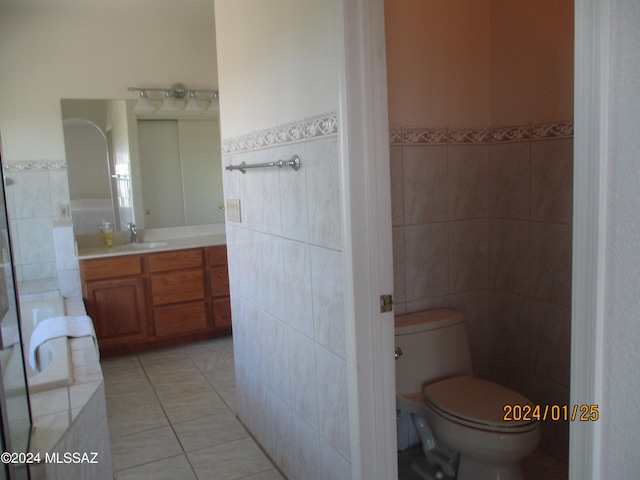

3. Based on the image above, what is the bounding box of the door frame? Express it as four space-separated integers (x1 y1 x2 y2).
340 0 397 478
570 0 610 478
349 0 606 478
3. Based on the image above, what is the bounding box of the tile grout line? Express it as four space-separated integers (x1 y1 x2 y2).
137 349 201 480
104 338 283 480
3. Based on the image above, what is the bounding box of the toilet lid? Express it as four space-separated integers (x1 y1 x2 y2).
423 376 538 431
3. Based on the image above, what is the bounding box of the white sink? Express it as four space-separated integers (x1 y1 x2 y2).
110 242 168 252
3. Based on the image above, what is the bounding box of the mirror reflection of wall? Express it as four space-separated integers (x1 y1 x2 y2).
61 99 134 234
60 99 224 235
62 118 116 234
138 119 224 228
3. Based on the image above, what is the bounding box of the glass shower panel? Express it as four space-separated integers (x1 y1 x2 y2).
0 135 31 480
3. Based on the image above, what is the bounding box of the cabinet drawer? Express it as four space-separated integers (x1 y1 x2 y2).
207 245 228 267
212 297 232 327
154 302 208 337
80 255 143 281
151 270 205 305
209 266 230 297
149 248 203 273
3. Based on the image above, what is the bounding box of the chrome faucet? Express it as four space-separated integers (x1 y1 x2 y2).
127 223 139 244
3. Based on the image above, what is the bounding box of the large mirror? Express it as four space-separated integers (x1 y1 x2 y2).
60 99 225 235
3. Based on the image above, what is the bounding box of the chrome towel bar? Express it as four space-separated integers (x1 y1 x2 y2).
225 154 301 174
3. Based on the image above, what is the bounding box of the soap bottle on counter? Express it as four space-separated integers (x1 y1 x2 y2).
102 221 114 248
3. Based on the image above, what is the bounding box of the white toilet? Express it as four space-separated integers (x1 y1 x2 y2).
395 309 540 480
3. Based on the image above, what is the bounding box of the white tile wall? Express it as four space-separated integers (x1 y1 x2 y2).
287 328 319 430
3 166 76 294
53 223 81 297
315 345 350 459
260 234 286 319
291 410 321 479
305 137 342 250
282 239 314 337
11 171 52 218
224 131 350 479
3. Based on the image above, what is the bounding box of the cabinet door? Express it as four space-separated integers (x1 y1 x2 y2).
84 277 148 347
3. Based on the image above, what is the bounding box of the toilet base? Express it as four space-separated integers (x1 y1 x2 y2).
411 457 455 480
457 455 523 480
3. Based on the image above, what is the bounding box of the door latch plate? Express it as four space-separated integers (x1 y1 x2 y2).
380 294 393 313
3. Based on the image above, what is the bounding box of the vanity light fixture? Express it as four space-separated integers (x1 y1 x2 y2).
128 83 219 114
159 91 179 113
206 93 220 113
184 91 202 112
132 90 154 114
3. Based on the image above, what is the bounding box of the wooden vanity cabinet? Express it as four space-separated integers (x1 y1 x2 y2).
79 255 148 350
79 245 232 356
207 245 232 328
149 249 208 338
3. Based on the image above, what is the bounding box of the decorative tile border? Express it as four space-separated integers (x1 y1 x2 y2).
222 111 338 154
401 127 449 145
449 127 492 144
489 123 532 143
4 161 66 171
3 118 571 169
224 115 572 152
528 119 574 139
391 119 573 145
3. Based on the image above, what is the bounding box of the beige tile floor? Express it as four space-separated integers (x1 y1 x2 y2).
104 336 568 480
101 336 284 480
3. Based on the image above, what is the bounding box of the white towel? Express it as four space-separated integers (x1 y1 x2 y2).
28 316 98 371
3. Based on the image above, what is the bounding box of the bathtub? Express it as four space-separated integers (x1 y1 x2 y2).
18 296 73 394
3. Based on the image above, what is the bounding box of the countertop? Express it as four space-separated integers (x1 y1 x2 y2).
75 224 226 260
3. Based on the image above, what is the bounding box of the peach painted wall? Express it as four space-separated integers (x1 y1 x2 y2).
385 0 574 128
490 0 574 126
384 0 491 128
385 0 574 461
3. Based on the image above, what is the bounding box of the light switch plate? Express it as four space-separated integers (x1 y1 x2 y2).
226 199 241 223
59 203 70 220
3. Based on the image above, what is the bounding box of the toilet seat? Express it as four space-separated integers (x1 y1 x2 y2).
423 376 538 433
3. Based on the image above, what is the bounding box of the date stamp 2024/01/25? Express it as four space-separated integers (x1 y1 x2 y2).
503 404 599 422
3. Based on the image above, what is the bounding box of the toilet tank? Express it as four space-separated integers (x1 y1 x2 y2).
394 309 472 395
